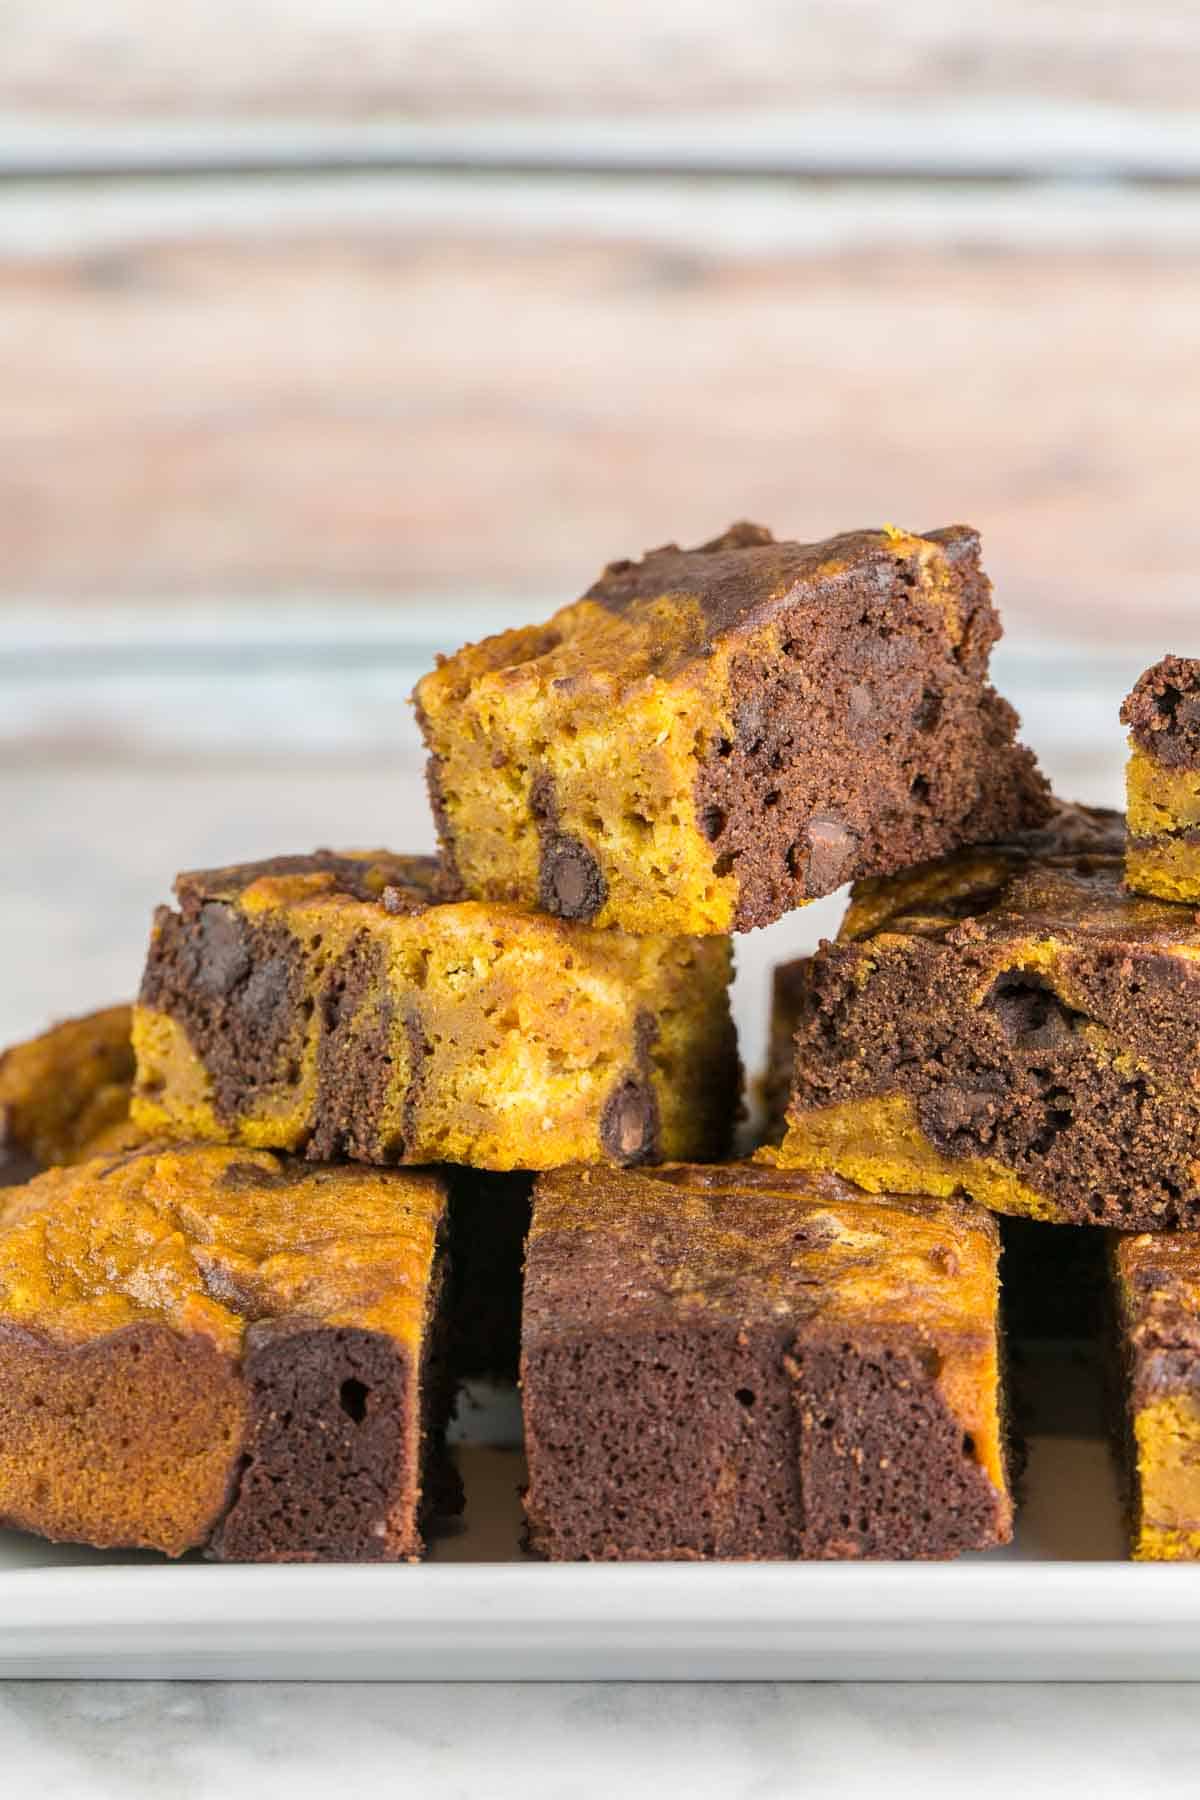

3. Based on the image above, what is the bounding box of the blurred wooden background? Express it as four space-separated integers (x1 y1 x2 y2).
1 2 1199 642
2 3 1191 1045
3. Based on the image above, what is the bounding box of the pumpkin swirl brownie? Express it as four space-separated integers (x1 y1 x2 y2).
0 1005 138 1187
1122 656 1200 904
521 1162 1011 1561
767 801 1200 1228
762 952 1105 1339
0 1144 459 1559
132 852 738 1170
1111 1230 1200 1560
414 522 1049 935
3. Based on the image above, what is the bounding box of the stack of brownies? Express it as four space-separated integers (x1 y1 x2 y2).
1 521 1198 1563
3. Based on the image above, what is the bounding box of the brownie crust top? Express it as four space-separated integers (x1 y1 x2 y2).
0 1145 445 1354
174 851 455 914
1121 656 1200 770
585 521 987 656
527 1161 997 1341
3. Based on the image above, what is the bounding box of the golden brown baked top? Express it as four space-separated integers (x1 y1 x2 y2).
0 1005 136 1176
0 1145 445 1355
174 850 454 914
135 845 737 1171
529 1161 998 1342
424 523 976 701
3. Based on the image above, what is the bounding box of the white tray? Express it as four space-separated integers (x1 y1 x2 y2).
4 1354 1199 1681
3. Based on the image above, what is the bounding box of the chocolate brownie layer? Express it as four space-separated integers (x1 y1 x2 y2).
134 851 738 1170
772 803 1200 1228
415 522 1049 935
1122 657 1200 769
522 1162 1010 1561
0 1145 458 1559
1122 658 1200 904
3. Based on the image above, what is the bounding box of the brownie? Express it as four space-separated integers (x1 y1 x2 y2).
769 800 1200 1228
0 1005 138 1186
445 1169 532 1383
1110 1231 1200 1560
133 851 739 1171
1122 656 1200 904
415 522 1049 935
0 1144 459 1559
764 958 1114 1378
521 1162 1011 1561
771 954 1107 1340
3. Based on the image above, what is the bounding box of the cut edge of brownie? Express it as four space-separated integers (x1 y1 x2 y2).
1108 1235 1200 1561
211 1226 462 1564
521 1318 1008 1562
689 528 1050 930
0 1317 246 1556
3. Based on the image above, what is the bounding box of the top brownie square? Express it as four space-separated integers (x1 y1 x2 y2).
415 522 1049 934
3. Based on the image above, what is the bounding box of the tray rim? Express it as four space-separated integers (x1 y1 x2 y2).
7 1559 1200 1683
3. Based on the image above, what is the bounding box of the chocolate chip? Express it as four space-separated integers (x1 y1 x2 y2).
792 816 857 895
918 1085 1000 1153
194 902 251 997
538 832 607 922
600 1077 660 1166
